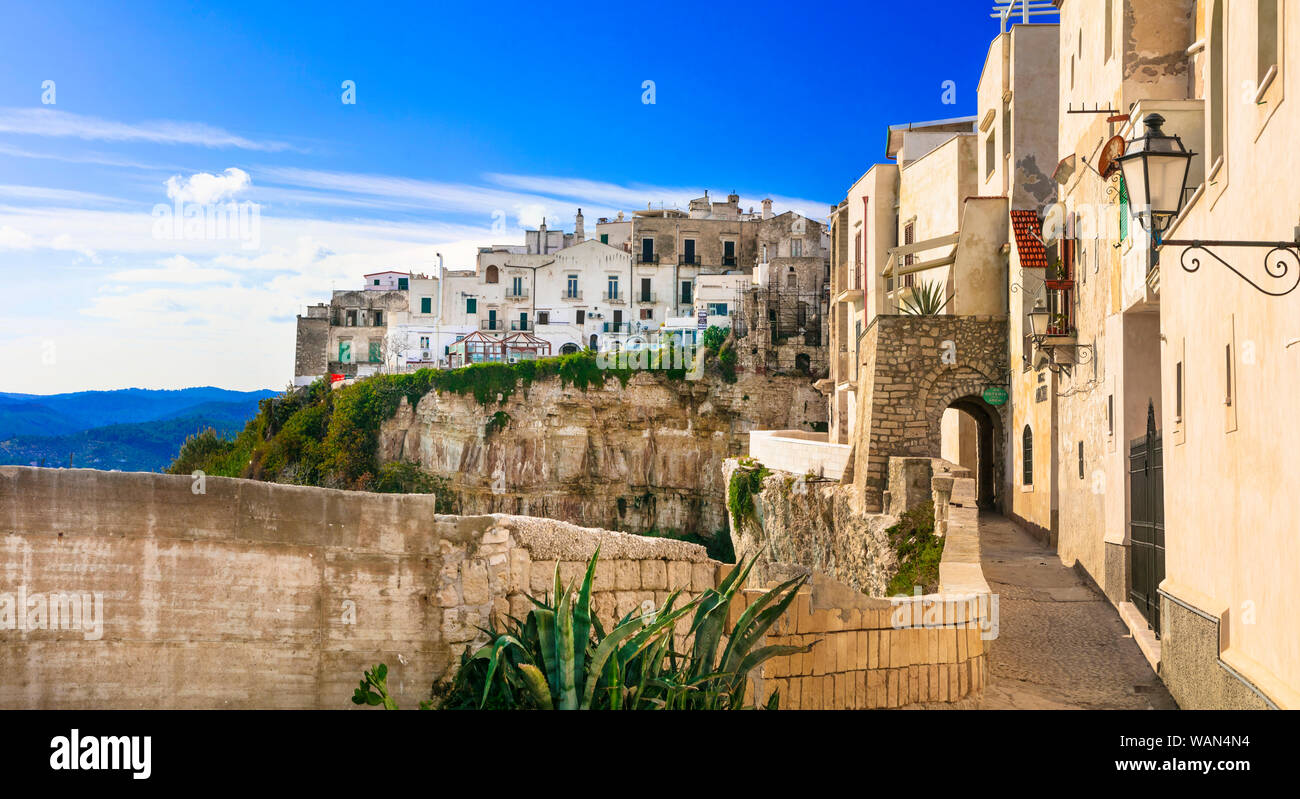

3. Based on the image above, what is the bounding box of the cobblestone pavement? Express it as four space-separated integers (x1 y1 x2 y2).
924 513 1176 710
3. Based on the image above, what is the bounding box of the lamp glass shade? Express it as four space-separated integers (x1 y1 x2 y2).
1027 301 1050 338
1118 112 1195 226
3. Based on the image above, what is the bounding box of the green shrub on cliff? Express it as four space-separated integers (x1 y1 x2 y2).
727 457 770 532
167 351 694 491
885 501 944 596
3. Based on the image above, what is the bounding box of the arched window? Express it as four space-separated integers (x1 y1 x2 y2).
485 264 499 284
1022 426 1034 486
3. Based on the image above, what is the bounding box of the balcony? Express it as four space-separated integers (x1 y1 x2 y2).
505 288 529 300
479 319 503 331
510 320 532 331
722 256 737 267
603 322 630 334
637 253 659 266
678 254 701 266
603 291 625 304
635 291 657 304
561 290 583 301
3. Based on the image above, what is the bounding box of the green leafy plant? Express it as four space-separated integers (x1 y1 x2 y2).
423 547 812 710
728 457 770 532
899 280 954 316
351 663 398 709
485 410 511 436
885 501 944 596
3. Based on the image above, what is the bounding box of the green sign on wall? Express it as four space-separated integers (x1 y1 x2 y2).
982 386 1008 406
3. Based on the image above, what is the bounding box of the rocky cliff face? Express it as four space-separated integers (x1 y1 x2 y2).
379 371 825 535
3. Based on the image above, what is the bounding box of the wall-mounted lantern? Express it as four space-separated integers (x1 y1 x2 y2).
1119 113 1299 296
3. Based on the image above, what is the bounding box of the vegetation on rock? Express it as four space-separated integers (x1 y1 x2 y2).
727 457 770 532
885 501 944 596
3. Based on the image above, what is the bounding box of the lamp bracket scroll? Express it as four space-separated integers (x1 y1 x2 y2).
1160 236 1300 297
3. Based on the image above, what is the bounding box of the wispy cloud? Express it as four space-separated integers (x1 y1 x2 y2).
0 108 296 152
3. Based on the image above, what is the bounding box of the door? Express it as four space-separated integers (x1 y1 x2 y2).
640 277 652 303
488 309 497 330
613 309 622 332
1128 401 1165 635
683 238 696 264
723 240 736 266
641 237 654 262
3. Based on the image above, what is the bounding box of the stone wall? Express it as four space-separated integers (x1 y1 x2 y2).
381 369 825 536
0 466 719 710
852 315 1009 512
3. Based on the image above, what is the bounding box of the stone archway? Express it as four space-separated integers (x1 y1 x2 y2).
850 315 1009 512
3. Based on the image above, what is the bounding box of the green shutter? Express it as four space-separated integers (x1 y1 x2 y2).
398 277 408 290
339 342 351 363
467 298 477 313
369 342 381 363
421 297 432 313
1118 175 1130 242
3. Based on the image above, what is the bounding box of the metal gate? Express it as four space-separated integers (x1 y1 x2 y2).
1128 401 1165 635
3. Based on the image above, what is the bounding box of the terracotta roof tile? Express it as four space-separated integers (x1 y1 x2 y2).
1010 210 1048 269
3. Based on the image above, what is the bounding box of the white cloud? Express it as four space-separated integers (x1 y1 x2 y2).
0 108 295 152
165 167 252 205
0 225 34 249
107 255 239 284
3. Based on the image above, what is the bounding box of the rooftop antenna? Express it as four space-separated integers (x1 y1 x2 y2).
991 1 1059 33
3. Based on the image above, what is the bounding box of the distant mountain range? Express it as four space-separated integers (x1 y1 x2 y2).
0 387 277 472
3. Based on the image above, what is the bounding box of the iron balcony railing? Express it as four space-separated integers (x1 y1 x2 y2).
602 291 625 304
602 322 630 334
480 319 503 331
510 320 532 331
722 255 737 267
636 291 657 304
561 290 583 301
505 288 530 299
637 253 659 265
678 254 701 266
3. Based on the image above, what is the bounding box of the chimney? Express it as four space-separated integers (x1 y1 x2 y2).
616 211 624 222
574 208 585 243
727 192 740 205
761 198 773 219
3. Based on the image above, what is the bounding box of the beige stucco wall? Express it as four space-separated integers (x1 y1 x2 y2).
1155 0 1300 708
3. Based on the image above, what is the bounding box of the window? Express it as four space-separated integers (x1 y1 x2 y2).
1105 0 1113 62
681 281 692 304
373 279 380 286
902 222 915 288
510 276 522 297
640 277 652 302
466 297 477 314
761 244 768 263
787 272 797 288
398 277 408 290
1259 0 1279 85
345 310 357 326
707 302 728 316
600 233 608 244
791 239 803 257
420 336 430 348
683 239 696 264
1022 426 1033 486
567 275 578 298
1175 361 1184 421
640 308 653 320
420 297 432 314
339 341 352 363
485 265 499 284
641 238 654 262
607 276 619 299
723 240 736 266
1225 343 1233 406
985 133 996 178
369 342 382 363
575 310 585 324
1078 442 1084 479
854 232 862 273
538 311 550 325
373 311 382 326
1210 0 1226 165
1002 101 1011 159
1107 394 1114 435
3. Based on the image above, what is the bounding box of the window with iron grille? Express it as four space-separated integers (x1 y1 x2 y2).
1022 426 1033 486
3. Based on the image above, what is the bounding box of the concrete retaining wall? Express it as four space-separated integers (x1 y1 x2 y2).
0 467 718 709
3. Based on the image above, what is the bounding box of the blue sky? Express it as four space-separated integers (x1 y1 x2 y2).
0 0 1010 393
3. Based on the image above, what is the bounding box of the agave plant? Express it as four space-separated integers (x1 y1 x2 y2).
899 280 954 316
407 546 813 710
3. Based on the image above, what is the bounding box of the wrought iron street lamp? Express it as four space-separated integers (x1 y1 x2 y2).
1023 297 1091 376
1116 113 1194 237
1119 113 1299 296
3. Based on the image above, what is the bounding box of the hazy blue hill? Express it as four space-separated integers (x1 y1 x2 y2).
0 386 276 438
0 386 277 472
0 414 255 472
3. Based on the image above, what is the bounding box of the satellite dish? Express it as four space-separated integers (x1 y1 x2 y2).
1098 135 1126 178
